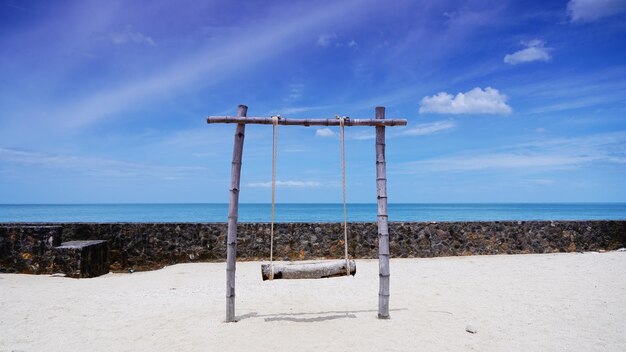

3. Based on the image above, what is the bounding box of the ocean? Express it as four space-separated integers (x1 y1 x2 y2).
0 203 625 223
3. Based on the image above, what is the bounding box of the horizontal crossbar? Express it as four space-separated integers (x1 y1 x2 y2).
206 116 407 127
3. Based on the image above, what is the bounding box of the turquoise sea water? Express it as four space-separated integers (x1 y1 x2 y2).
0 203 625 223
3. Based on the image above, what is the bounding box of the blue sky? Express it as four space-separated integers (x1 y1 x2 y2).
1 0 625 204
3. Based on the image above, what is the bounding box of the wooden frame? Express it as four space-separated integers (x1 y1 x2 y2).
207 105 407 322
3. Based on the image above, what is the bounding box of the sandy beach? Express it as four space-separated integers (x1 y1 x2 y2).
1 252 625 351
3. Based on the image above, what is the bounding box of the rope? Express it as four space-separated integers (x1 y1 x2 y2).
338 116 350 276
268 114 350 279
269 115 279 280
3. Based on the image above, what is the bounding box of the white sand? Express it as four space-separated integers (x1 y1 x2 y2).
1 252 625 351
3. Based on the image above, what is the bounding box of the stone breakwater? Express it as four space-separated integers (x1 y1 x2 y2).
1 221 625 273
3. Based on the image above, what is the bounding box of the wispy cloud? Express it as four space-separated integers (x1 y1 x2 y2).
316 33 359 49
396 131 626 173
3 1 26 10
525 178 555 186
272 105 335 115
285 83 305 101
111 27 156 46
316 33 337 46
567 0 626 22
398 120 456 136
247 180 322 188
505 67 626 114
49 1 367 129
407 153 594 172
419 87 512 115
0 147 203 180
504 39 552 65
524 95 625 114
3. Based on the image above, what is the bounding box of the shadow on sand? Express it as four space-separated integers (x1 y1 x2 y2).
236 308 408 323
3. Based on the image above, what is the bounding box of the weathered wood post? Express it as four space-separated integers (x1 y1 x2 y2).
225 104 247 322
375 106 390 319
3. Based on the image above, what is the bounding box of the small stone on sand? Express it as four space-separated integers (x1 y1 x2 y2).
466 325 478 334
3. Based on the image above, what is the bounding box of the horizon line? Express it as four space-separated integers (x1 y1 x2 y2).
2 202 626 206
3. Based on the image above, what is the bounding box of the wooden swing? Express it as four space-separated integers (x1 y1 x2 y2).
207 105 406 322
261 115 356 281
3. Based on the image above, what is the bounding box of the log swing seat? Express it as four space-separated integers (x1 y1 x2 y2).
262 115 355 281
261 260 356 281
206 105 407 322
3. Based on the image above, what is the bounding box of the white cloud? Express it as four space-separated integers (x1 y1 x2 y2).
348 131 375 140
348 40 358 49
315 128 336 137
419 87 512 115
399 120 456 136
111 27 156 46
316 33 337 46
504 39 552 65
567 0 626 22
248 180 322 188
315 127 374 140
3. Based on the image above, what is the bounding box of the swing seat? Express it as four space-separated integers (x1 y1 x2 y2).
261 259 356 281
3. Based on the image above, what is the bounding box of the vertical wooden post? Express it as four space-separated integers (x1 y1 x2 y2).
375 106 390 319
225 104 247 322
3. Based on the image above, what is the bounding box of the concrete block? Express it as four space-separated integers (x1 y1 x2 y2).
54 240 109 278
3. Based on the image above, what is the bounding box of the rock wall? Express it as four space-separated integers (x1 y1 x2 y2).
1 221 625 273
0 226 62 274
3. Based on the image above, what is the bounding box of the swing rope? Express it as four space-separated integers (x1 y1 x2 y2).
267 114 351 280
338 116 350 276
269 115 279 280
